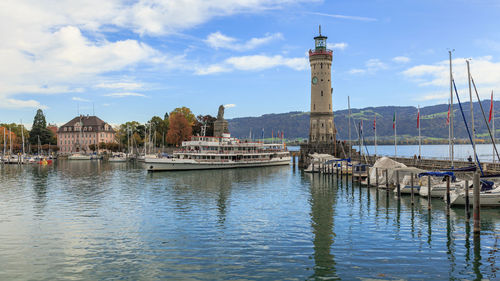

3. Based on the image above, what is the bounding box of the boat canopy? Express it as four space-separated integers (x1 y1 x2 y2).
440 166 476 172
418 171 456 182
418 171 454 177
324 158 350 164
481 180 494 191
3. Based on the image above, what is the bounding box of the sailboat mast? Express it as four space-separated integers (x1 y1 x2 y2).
493 91 495 163
449 51 454 167
9 125 12 154
467 60 478 166
394 113 397 157
418 105 421 158
348 96 352 159
21 124 25 155
374 114 377 156
3 127 5 156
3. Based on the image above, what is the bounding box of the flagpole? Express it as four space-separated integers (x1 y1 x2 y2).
449 50 454 168
374 115 377 156
467 60 478 167
418 105 421 158
348 96 352 159
448 99 451 163
394 112 397 158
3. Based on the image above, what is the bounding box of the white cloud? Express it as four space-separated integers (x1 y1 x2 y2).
328 42 348 50
348 58 387 75
348 69 365 74
0 98 47 109
226 55 308 71
224 104 236 108
1 0 316 107
72 97 90 102
195 65 231 75
122 0 317 36
310 12 377 22
96 82 143 90
404 56 500 102
104 92 147 98
402 56 500 88
205 32 283 51
393 56 410 63
197 54 308 75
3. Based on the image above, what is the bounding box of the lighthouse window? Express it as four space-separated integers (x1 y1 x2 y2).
322 123 324 128
321 91 323 96
329 104 331 110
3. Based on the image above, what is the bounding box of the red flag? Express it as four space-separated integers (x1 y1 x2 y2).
446 104 450 125
373 116 376 130
417 108 420 129
489 91 494 123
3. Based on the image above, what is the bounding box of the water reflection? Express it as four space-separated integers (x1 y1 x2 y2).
307 174 338 280
1 161 500 280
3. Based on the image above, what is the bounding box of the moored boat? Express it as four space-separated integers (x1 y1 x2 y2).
449 180 500 207
68 153 92 160
146 134 290 171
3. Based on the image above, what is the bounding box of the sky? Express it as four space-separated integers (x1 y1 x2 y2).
1 0 500 127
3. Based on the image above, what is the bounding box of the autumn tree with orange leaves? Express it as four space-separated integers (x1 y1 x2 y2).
166 112 192 146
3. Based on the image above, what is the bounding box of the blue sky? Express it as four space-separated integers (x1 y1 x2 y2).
1 0 500 127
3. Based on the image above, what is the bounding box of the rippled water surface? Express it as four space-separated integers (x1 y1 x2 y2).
1 161 499 280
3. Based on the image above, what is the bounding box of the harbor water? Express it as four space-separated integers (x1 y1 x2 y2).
1 161 499 280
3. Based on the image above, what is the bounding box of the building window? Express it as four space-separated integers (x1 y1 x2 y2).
329 104 331 110
314 104 315 110
320 63 323 69
321 91 323 96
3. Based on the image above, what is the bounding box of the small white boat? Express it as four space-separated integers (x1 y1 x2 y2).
108 153 127 162
418 172 463 198
68 153 92 160
450 180 500 207
391 167 425 194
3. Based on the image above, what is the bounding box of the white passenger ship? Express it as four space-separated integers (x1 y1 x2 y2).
146 134 290 171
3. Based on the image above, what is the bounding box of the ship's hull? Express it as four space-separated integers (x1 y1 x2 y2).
146 157 291 171
450 188 500 207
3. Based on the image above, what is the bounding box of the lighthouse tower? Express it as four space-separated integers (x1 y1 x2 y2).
309 26 336 144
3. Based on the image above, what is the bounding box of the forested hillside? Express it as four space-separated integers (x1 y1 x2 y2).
227 101 500 142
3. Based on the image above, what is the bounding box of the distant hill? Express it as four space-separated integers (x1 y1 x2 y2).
227 101 500 141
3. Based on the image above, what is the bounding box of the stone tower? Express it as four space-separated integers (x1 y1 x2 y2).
309 26 336 144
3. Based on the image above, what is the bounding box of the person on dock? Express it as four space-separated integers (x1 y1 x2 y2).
468 155 473 163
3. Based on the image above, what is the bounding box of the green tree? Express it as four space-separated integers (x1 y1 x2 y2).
170 107 195 126
29 109 54 145
147 116 168 147
192 115 217 136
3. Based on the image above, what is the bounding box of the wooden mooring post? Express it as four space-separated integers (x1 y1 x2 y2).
473 171 481 233
465 180 470 221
